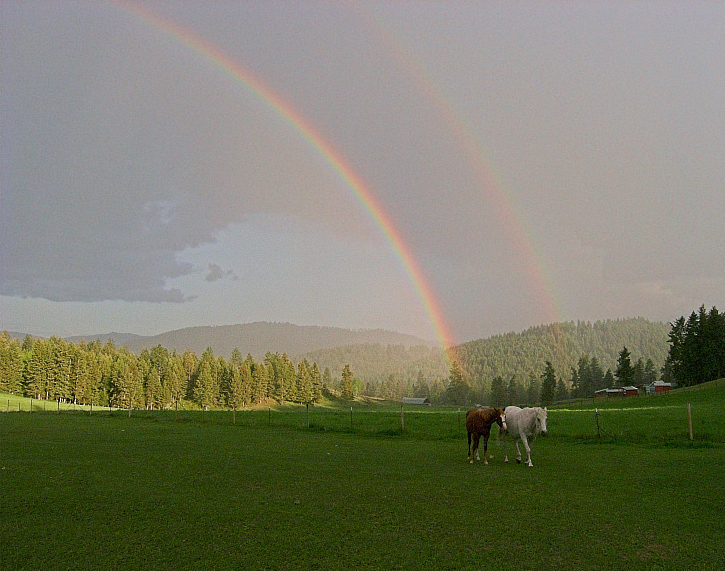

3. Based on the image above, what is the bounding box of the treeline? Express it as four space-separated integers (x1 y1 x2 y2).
5 313 714 408
665 305 725 387
454 318 669 403
0 334 341 409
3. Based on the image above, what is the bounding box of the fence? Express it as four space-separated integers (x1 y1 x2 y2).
3 395 721 444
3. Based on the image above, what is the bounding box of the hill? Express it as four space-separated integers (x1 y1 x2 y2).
70 322 436 360
294 318 671 393
456 317 670 386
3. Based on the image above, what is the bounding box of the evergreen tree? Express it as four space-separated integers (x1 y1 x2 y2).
446 361 469 405
341 364 354 400
589 357 606 391
615 347 634 387
506 375 521 405
226 363 245 409
489 375 506 407
309 362 322 403
555 376 569 401
297 360 313 404
643 358 659 386
525 372 539 405
322 367 333 392
568 366 581 398
194 360 216 410
540 361 556 406
666 305 725 386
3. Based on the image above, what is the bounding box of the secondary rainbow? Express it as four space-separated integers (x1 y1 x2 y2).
355 6 562 324
115 1 458 358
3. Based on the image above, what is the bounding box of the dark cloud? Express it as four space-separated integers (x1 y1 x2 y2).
205 264 238 282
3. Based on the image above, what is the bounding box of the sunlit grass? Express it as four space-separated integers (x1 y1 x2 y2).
1 382 724 570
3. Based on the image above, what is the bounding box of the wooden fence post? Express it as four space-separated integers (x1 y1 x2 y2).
687 403 693 441
400 405 405 431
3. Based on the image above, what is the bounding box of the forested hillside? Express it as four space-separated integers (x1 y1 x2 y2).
296 318 670 400
296 343 448 397
456 318 669 392
2 318 671 406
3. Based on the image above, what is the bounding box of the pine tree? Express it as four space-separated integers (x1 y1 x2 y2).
489 375 506 407
341 364 354 400
540 361 556 406
309 362 322 403
446 361 469 405
615 347 634 387
555 377 569 401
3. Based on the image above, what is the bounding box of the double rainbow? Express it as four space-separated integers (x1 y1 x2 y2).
116 1 459 360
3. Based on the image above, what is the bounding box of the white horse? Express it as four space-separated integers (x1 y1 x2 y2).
502 406 548 467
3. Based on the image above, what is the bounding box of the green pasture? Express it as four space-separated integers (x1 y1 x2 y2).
1 383 724 570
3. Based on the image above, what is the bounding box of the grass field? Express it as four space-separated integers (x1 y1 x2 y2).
1 383 724 570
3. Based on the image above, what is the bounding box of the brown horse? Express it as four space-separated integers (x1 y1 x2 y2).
466 407 507 464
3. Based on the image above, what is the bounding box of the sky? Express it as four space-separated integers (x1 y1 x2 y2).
1 1 724 346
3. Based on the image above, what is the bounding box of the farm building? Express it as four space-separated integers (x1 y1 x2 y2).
401 397 431 405
595 388 624 397
595 386 640 397
646 381 673 394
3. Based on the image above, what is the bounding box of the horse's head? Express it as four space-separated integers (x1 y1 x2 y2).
536 407 548 436
497 408 507 432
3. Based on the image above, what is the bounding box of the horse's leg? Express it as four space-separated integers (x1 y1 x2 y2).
482 432 490 465
467 431 472 461
471 433 481 463
503 432 508 463
520 433 533 467
515 440 522 463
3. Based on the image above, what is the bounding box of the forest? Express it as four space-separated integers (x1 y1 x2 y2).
0 317 664 407
2 312 720 408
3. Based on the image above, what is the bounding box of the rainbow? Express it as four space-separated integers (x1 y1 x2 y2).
114 1 459 359
355 7 562 324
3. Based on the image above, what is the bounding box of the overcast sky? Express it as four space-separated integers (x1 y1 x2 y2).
2 1 723 345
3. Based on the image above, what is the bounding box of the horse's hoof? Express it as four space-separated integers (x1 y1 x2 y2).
516 458 521 464
469 459 473 464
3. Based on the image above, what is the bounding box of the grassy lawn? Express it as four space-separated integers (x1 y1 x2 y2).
1 384 724 570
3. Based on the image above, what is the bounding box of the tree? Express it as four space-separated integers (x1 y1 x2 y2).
525 372 539 405
555 376 569 402
446 360 469 405
507 375 521 405
341 364 354 400
297 360 313 404
309 362 322 403
540 361 556 406
615 347 634 387
665 305 725 387
489 375 506 407
643 358 658 386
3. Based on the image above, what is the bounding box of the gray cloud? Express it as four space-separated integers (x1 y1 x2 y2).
205 264 238 282
2 2 723 341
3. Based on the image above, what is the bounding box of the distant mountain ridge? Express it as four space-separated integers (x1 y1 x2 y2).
66 322 436 359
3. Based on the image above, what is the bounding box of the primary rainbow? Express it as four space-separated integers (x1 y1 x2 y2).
115 1 458 359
